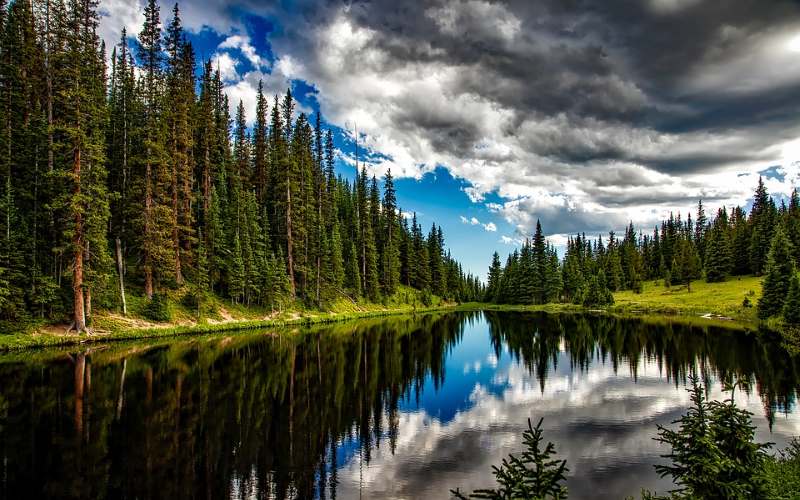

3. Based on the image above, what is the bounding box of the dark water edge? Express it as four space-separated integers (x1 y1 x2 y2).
0 311 798 499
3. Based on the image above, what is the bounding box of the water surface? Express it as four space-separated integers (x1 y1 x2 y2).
1 311 798 499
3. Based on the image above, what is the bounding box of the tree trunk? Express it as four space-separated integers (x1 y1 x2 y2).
144 158 153 299
72 147 86 332
172 133 182 285
84 241 91 324
116 238 127 315
286 184 296 296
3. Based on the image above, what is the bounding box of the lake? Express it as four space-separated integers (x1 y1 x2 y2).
0 311 798 499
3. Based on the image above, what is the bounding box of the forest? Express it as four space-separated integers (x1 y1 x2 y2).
0 0 483 332
485 178 800 327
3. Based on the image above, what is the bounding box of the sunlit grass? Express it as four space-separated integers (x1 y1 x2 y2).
612 275 763 322
0 284 455 351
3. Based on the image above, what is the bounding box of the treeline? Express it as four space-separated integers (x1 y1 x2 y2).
486 178 800 318
0 0 482 330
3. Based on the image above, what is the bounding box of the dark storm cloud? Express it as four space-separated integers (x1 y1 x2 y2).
166 0 800 237
312 0 800 173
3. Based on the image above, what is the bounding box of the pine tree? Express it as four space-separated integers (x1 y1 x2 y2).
53 0 110 330
486 251 502 302
253 80 268 203
532 220 546 303
138 0 173 298
750 176 774 275
452 418 568 500
783 273 800 325
381 169 400 295
671 238 701 291
328 219 345 291
229 231 245 303
787 188 800 268
758 227 796 319
695 199 707 263
704 219 733 282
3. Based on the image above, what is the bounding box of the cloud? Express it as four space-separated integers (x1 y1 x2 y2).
212 52 240 82
219 34 269 68
461 215 497 232
330 327 798 499
99 0 800 242
257 0 800 238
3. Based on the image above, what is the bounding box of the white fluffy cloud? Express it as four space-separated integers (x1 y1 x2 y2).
98 0 800 243
262 2 800 239
461 215 497 232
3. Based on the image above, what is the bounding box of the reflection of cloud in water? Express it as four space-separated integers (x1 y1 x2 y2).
335 353 800 500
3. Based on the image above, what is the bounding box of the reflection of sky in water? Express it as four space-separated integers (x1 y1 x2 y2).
333 315 800 500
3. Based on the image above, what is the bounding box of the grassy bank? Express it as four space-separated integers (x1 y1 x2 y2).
612 275 762 323
460 275 764 324
0 276 775 352
0 285 457 351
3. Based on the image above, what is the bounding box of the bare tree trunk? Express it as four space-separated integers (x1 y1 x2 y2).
116 237 127 315
72 147 86 332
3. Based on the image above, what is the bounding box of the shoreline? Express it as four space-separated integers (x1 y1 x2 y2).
0 304 463 352
1 299 775 352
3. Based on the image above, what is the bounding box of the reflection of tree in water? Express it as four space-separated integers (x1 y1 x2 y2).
0 312 470 499
483 311 800 427
0 310 797 499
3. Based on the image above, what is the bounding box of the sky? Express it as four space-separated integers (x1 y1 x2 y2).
98 0 800 279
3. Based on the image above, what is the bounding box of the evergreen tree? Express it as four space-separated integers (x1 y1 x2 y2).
758 227 796 319
381 170 400 295
486 251 502 302
137 0 173 298
652 377 771 499
783 272 800 326
750 176 774 276
787 188 800 268
671 238 701 291
54 0 110 330
452 418 568 500
704 218 732 282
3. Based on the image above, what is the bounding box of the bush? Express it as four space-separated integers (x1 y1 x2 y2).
421 288 433 307
765 438 800 498
647 376 771 499
142 293 171 322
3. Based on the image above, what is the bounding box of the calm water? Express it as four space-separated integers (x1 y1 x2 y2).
1 311 799 499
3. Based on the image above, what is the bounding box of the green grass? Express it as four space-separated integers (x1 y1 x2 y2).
0 277 776 352
612 276 763 323
0 285 456 351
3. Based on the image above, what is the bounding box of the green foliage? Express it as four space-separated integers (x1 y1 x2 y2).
0 0 482 327
648 377 771 499
705 221 733 282
452 418 568 500
758 227 796 319
764 438 800 499
142 293 171 322
583 270 614 307
670 239 701 291
784 273 800 325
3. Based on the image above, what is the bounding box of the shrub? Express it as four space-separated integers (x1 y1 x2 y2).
647 376 771 499
142 293 171 322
